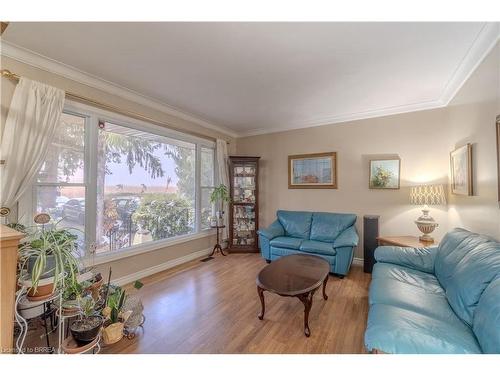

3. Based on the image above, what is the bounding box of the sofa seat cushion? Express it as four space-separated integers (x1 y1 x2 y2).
369 276 461 323
299 240 336 256
372 263 444 295
365 304 482 354
270 236 303 250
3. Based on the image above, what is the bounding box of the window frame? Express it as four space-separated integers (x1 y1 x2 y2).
22 100 217 265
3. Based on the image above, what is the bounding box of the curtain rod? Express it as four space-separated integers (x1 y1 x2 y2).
1 69 230 144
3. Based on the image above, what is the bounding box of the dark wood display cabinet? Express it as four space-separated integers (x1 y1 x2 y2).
228 156 260 253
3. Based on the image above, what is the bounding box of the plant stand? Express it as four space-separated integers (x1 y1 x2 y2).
14 287 60 354
61 334 101 354
209 225 226 257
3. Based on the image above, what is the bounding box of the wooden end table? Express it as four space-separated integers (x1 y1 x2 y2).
209 225 227 257
377 235 439 248
256 254 330 337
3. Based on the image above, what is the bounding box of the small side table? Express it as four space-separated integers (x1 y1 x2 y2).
377 235 439 248
209 225 227 257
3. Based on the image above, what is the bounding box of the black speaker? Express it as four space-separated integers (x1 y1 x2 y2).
363 215 380 273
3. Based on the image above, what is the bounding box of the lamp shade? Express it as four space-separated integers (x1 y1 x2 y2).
409 184 446 205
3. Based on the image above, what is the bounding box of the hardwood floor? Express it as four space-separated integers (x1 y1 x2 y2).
22 253 372 354
105 253 372 354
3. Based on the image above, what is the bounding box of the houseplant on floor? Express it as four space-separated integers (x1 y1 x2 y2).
102 286 131 345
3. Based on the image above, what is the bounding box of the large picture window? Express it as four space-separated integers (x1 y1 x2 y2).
95 121 196 253
28 103 217 260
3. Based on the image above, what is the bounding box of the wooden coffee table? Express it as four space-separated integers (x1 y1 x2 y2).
256 254 330 337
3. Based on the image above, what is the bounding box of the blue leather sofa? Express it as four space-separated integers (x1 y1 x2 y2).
365 228 500 354
257 210 359 276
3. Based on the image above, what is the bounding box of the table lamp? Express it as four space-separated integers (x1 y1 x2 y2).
409 184 446 242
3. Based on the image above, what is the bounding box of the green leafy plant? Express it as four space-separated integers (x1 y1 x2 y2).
18 225 82 293
210 184 231 216
132 193 193 240
107 287 126 324
78 295 96 318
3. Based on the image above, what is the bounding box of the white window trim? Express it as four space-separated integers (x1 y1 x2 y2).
22 99 217 262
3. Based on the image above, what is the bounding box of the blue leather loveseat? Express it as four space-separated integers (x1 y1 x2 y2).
257 210 359 276
365 228 500 354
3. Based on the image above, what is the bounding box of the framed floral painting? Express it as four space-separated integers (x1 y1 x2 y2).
369 158 400 189
288 152 337 189
450 143 472 196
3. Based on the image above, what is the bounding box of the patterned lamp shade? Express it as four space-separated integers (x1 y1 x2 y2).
409 184 447 205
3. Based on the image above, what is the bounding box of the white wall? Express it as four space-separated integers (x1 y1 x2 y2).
447 42 500 238
236 42 500 258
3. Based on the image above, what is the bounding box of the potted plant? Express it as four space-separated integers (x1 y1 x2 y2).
69 295 104 345
210 184 231 226
18 226 81 301
102 286 131 345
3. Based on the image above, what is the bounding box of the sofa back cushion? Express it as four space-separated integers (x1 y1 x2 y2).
276 210 313 239
309 212 357 242
445 241 500 325
435 228 493 290
473 277 500 353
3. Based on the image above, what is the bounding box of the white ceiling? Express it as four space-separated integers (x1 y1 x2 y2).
2 22 499 137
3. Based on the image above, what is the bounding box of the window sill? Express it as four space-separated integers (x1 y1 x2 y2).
84 229 216 266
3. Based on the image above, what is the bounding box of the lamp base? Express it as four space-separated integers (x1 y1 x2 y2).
415 206 439 243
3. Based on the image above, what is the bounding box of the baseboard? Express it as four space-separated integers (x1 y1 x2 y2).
112 247 212 286
352 257 364 266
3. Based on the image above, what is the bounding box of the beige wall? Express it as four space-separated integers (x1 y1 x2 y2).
236 42 500 259
447 42 500 238
0 56 236 281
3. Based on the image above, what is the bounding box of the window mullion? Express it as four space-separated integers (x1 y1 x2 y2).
195 143 202 233
85 115 98 255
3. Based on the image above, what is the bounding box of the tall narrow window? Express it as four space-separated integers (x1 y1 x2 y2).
95 121 196 253
34 112 87 248
200 147 216 229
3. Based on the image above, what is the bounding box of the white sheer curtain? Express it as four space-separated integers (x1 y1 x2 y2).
0 77 65 215
216 139 230 241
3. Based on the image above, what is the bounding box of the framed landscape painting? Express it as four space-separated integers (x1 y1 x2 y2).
288 152 337 189
450 143 472 196
369 158 400 189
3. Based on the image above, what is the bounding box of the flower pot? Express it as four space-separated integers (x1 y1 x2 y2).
23 277 55 301
70 315 103 345
17 294 45 320
87 273 103 300
102 322 124 345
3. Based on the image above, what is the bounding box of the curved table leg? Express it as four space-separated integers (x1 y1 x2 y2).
297 289 316 337
322 275 329 300
257 286 265 320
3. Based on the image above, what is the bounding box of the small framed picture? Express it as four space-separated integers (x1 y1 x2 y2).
369 159 401 189
288 152 337 189
451 143 473 196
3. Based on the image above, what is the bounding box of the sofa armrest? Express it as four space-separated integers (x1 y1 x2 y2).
257 220 284 240
374 246 438 274
333 226 359 248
